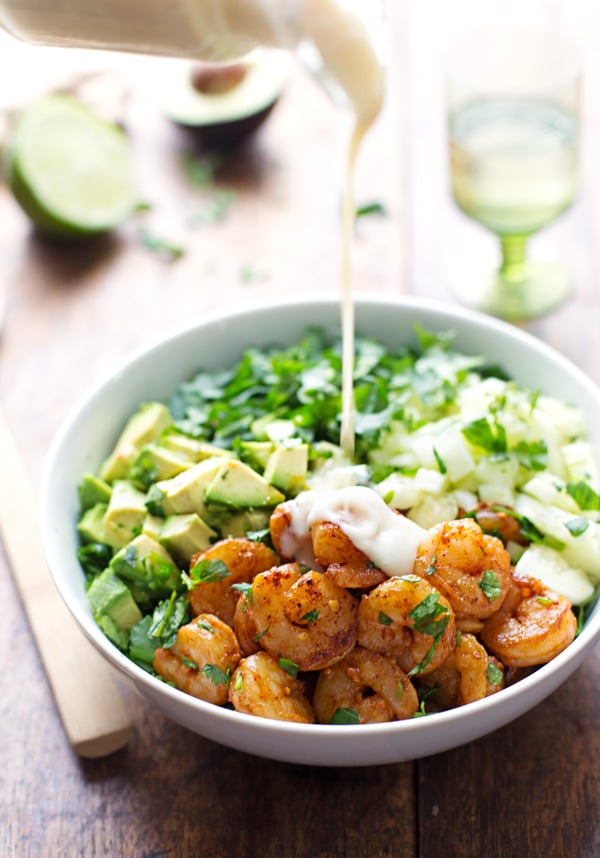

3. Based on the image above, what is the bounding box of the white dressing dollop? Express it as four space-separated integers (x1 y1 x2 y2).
281 485 427 577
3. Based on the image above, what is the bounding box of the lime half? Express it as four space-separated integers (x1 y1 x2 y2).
7 95 137 238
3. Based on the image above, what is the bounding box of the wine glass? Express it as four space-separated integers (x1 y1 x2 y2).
446 30 581 321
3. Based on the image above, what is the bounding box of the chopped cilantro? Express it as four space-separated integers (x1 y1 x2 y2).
486 662 503 686
479 570 501 602
200 664 231 686
301 609 319 625
196 619 215 633
254 626 270 641
433 447 447 474
234 672 243 691
329 708 360 725
183 558 230 590
181 656 199 670
279 658 299 678
462 417 507 453
378 611 393 626
231 582 253 605
356 200 387 218
408 593 450 638
566 481 600 512
565 516 590 536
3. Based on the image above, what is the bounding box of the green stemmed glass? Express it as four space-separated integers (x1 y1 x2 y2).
446 30 581 321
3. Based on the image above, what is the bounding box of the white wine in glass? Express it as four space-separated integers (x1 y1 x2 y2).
447 31 580 321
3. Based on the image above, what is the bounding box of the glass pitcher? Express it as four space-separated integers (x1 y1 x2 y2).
0 0 386 123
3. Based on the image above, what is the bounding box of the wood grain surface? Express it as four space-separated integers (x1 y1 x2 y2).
1 2 599 857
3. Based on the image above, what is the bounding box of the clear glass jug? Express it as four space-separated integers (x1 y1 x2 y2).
0 0 386 123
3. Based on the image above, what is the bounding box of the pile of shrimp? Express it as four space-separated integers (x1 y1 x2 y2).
154 503 577 725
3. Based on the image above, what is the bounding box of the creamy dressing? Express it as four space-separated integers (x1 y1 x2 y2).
281 486 427 577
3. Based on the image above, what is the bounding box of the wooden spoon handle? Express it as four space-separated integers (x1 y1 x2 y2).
0 410 132 758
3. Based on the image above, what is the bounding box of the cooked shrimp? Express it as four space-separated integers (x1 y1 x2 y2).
234 562 359 671
418 632 504 708
188 538 278 626
358 576 456 676
313 646 419 724
228 651 314 723
469 503 527 545
153 613 241 704
413 518 512 619
480 572 577 667
312 520 386 588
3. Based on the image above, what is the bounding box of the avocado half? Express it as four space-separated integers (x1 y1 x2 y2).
159 49 291 148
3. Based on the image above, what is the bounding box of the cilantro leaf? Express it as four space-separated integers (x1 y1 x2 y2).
565 517 590 537
567 481 600 512
479 570 501 601
329 708 360 725
279 658 299 678
408 593 450 637
462 417 507 453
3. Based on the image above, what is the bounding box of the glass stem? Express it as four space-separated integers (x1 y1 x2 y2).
499 235 529 282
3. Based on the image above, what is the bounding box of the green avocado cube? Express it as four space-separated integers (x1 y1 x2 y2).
159 513 216 565
99 402 172 483
103 480 147 549
262 444 309 495
88 569 142 650
141 514 164 541
128 442 191 490
145 457 227 518
110 534 180 602
78 473 112 513
77 503 110 545
88 569 142 628
239 441 275 471
160 432 230 463
204 460 285 508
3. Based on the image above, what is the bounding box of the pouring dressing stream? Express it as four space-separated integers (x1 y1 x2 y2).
1 0 386 456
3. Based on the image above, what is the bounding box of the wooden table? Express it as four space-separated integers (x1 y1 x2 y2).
1 3 599 856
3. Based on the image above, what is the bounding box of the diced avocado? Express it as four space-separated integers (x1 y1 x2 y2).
99 402 172 482
145 457 226 517
110 534 180 603
159 513 217 565
262 444 308 495
220 508 271 538
141 514 164 541
160 432 230 463
239 440 275 471
88 568 142 650
204 459 285 508
88 568 143 629
77 503 109 545
129 442 191 490
103 480 148 549
251 414 297 442
78 473 112 513
96 614 130 651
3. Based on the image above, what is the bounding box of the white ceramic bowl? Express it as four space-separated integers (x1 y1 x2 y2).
40 295 600 766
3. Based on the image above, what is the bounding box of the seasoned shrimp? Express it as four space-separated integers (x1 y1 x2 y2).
228 651 314 723
418 632 504 708
480 572 577 667
358 576 456 676
313 646 419 724
153 613 241 704
413 518 511 619
234 562 359 671
312 521 386 588
188 538 278 626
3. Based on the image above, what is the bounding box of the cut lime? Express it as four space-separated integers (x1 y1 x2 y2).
6 95 137 238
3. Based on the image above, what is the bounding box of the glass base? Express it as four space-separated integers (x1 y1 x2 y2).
451 259 572 322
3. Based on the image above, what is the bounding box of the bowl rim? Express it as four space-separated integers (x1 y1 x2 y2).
40 292 600 748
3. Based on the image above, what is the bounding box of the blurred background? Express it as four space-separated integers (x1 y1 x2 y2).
0 0 599 471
